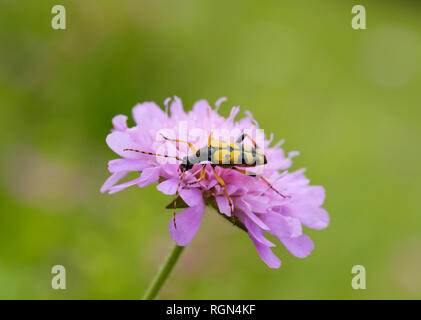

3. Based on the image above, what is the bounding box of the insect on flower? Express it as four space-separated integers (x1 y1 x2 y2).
101 97 329 268
124 132 287 228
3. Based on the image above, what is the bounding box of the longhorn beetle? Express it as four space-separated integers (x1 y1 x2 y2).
124 132 286 228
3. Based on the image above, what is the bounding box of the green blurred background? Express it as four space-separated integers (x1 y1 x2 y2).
0 0 420 299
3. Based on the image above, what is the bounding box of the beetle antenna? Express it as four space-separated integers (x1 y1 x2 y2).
257 171 289 198
123 148 182 161
172 169 186 229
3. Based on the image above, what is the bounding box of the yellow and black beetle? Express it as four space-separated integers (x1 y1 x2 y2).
124 132 285 228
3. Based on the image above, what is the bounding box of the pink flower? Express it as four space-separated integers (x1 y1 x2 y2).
101 97 329 268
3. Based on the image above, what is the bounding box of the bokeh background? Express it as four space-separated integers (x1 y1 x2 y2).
1 0 420 299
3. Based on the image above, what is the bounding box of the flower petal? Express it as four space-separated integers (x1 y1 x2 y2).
108 158 149 173
261 212 302 239
215 195 231 216
157 179 179 195
106 131 143 159
101 98 329 270
108 176 143 194
168 204 205 246
192 99 212 119
170 96 186 120
138 167 160 188
100 171 128 193
227 106 240 124
179 188 204 207
236 198 270 230
243 218 276 247
283 204 329 230
242 195 271 214
112 114 128 132
215 97 227 108
280 234 314 258
132 101 167 128
160 163 179 178
298 186 325 207
250 236 281 268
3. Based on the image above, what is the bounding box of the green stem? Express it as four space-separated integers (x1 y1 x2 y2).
142 243 185 300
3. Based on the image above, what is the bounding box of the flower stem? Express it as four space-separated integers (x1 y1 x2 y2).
142 243 185 300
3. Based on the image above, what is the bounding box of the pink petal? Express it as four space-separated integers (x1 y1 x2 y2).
280 234 314 258
108 176 143 194
299 186 326 207
160 164 179 178
106 131 143 159
157 179 179 195
168 204 205 246
192 99 212 119
179 188 204 207
288 151 300 158
202 178 218 191
243 218 275 247
215 97 227 108
170 96 186 120
132 102 167 127
250 236 281 268
127 126 154 150
164 97 172 110
100 171 128 193
108 158 150 173
111 115 128 132
242 195 271 214
266 149 292 171
282 216 302 238
261 212 302 239
215 195 231 216
214 183 237 196
236 199 270 230
283 204 329 230
276 169 308 188
227 106 240 124
138 167 160 188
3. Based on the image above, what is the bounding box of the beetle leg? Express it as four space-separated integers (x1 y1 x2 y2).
186 164 206 185
231 167 257 177
232 167 287 198
208 132 213 147
211 166 233 216
160 134 197 154
259 176 287 198
236 133 258 148
172 170 186 229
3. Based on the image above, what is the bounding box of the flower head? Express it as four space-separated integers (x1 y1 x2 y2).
101 97 329 268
